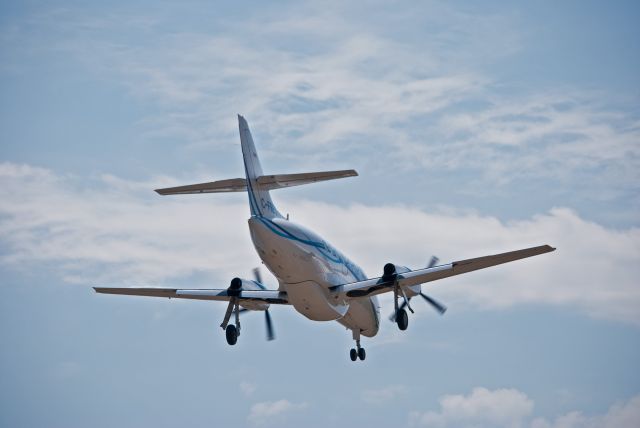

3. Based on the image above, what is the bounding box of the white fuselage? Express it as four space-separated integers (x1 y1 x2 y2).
248 216 380 337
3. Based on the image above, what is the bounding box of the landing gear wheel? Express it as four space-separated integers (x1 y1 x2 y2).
225 324 238 345
358 347 366 361
396 308 409 331
350 348 357 361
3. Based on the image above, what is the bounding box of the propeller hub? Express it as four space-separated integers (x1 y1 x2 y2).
228 277 242 296
383 263 396 278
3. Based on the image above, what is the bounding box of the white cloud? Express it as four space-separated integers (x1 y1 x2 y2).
1 4 495 156
0 162 258 285
292 200 640 326
247 399 307 427
409 387 534 428
410 388 640 428
361 384 407 404
0 163 638 326
5 3 637 211
425 93 640 188
531 395 640 428
240 381 257 397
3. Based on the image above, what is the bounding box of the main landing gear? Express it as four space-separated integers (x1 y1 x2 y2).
349 329 366 361
221 297 241 345
395 307 409 330
387 258 447 331
393 280 412 331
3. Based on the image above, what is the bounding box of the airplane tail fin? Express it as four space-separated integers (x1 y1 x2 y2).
237 114 281 218
155 115 358 218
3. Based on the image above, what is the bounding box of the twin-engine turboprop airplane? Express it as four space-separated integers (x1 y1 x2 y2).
95 115 555 362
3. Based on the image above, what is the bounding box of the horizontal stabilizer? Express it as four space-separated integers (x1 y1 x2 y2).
155 169 357 195
155 178 247 195
257 169 358 189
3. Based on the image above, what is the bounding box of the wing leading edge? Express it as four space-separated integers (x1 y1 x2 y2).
93 287 289 304
332 244 555 299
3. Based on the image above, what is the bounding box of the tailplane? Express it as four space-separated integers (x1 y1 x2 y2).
155 115 358 218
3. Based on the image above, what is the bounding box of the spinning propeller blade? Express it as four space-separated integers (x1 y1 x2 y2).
253 267 263 285
265 309 275 341
388 255 446 321
427 256 439 268
419 292 447 315
254 267 275 341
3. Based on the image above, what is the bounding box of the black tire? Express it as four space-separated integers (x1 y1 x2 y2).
396 308 409 331
358 347 366 361
225 324 238 345
350 348 357 361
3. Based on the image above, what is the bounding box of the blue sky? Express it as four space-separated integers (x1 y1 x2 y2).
1 1 639 427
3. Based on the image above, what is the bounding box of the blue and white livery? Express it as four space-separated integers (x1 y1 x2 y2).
95 115 555 361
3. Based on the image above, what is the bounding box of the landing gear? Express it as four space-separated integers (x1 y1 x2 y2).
349 346 366 361
225 324 238 345
396 308 409 330
393 280 413 331
358 347 366 360
349 347 366 361
221 296 241 346
349 329 366 361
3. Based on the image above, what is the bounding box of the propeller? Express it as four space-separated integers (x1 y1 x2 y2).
254 268 276 341
252 267 263 284
418 292 447 315
389 256 447 321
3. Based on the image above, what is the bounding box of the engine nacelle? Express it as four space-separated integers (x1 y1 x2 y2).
228 277 270 311
382 263 411 278
381 263 420 297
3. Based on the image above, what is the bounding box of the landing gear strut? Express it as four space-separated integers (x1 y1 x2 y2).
221 297 241 345
393 280 413 331
349 329 366 361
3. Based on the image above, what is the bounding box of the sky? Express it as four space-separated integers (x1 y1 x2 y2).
1 1 639 427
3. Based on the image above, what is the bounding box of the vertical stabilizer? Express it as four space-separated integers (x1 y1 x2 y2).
238 115 282 218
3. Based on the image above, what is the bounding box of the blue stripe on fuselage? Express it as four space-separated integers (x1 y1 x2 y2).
254 216 366 281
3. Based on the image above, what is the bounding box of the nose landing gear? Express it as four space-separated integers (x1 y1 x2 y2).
349 329 366 361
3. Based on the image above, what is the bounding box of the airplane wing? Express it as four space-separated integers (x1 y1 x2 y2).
93 287 289 304
332 244 555 299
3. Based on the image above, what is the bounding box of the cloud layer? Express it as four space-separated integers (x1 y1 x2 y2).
410 387 640 428
247 399 307 427
0 162 638 326
5 2 638 207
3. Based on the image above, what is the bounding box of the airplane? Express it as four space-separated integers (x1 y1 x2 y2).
95 115 555 362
